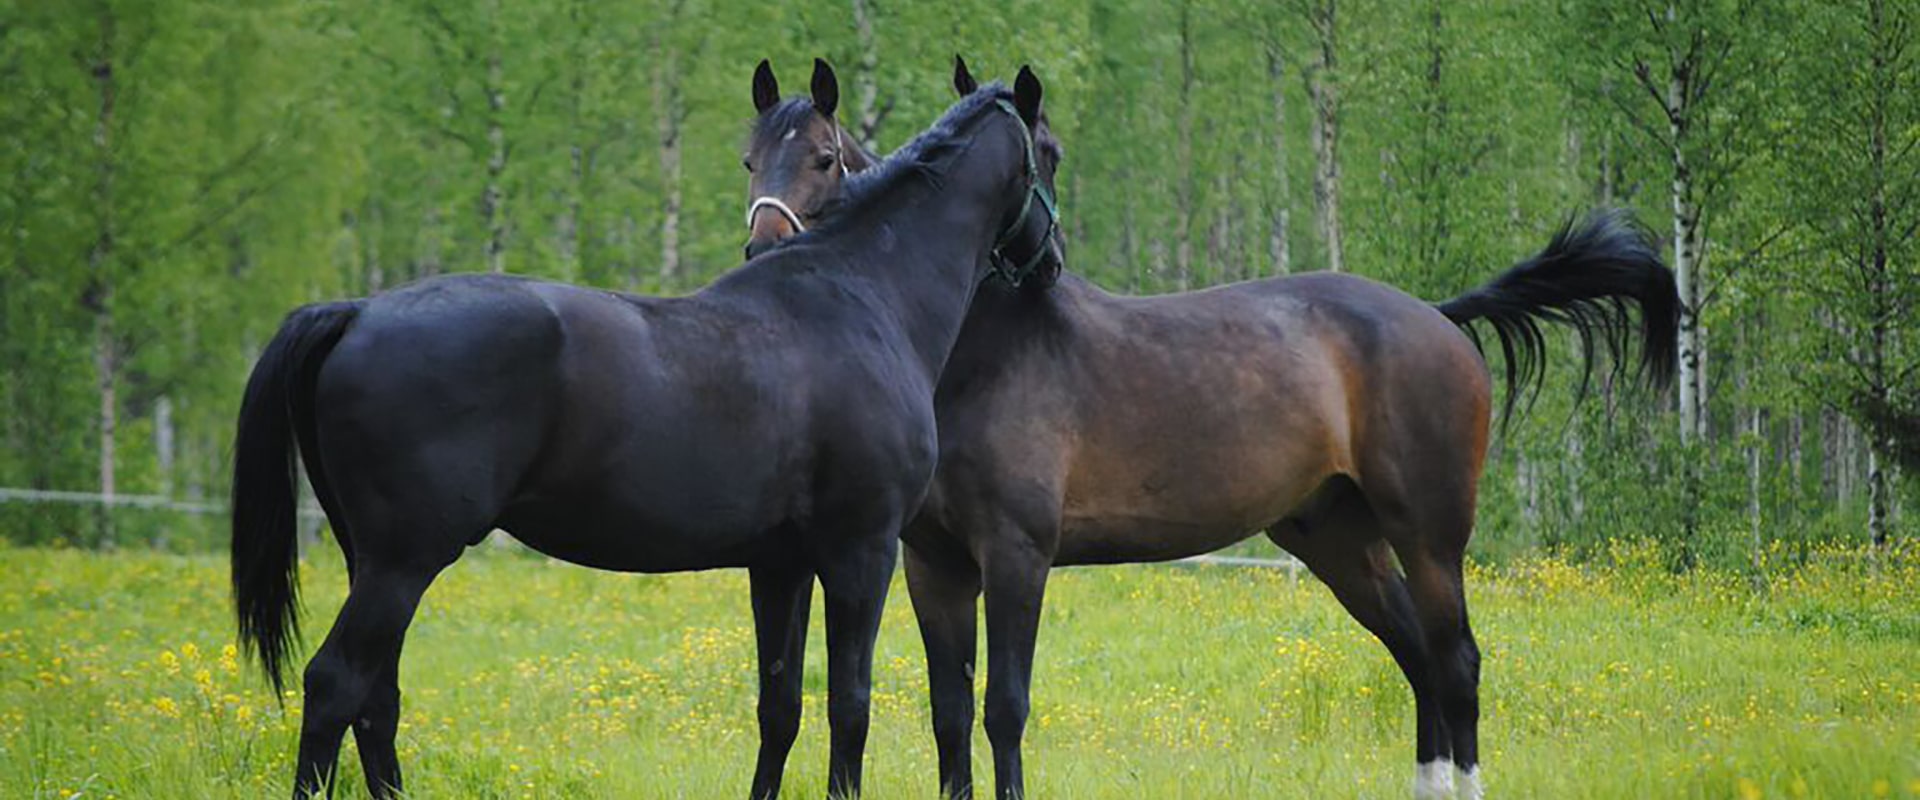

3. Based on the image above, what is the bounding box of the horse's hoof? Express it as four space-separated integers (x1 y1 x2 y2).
1413 759 1455 799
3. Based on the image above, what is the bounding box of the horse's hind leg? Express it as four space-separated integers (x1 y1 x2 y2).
1364 463 1483 800
1397 545 1481 800
351 659 403 795
294 560 445 799
904 541 983 800
1268 488 1447 797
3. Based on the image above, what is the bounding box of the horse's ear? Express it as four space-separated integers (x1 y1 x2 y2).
811 58 840 118
1014 65 1044 126
753 59 780 114
953 54 978 97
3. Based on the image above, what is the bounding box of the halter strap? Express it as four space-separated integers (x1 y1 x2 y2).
986 98 1061 288
833 121 851 177
745 196 806 233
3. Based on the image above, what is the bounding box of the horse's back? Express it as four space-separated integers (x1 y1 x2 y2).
947 272 1488 563
320 275 566 445
307 276 763 560
310 271 934 569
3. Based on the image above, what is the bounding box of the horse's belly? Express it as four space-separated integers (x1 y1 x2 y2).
1054 450 1328 566
496 494 785 573
1054 516 1258 565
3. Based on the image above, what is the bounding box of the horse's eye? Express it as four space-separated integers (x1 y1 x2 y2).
815 154 835 171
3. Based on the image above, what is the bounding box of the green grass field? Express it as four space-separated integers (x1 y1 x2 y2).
2 542 1917 799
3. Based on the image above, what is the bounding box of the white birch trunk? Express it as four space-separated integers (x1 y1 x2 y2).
652 23 683 285
561 1 588 281
155 395 174 496
1174 4 1195 289
850 0 882 148
1306 0 1344 273
1670 69 1703 442
89 13 119 544
657 96 682 285
483 40 508 275
1864 0 1894 546
1266 47 1291 276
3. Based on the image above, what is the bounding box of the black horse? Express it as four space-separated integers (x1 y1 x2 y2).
744 58 1676 800
230 73 1062 800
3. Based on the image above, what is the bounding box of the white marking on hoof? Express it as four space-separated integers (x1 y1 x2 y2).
1454 765 1483 800
1414 759 1455 799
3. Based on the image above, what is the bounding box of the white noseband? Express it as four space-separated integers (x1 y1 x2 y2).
746 196 806 232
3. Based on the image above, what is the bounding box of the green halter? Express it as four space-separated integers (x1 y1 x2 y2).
987 98 1062 287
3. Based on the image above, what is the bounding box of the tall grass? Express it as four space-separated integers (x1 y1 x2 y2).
2 542 1916 798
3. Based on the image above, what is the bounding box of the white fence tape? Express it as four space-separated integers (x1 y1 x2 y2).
1175 553 1304 573
0 487 326 519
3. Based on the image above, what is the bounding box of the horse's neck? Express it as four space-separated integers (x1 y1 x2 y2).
970 272 1102 324
941 275 1098 386
833 111 1022 380
828 190 997 382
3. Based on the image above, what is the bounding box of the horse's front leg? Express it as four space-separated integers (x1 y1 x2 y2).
748 562 816 800
817 529 902 799
980 534 1053 800
905 541 983 799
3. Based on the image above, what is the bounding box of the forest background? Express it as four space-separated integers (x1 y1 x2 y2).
1 0 1914 571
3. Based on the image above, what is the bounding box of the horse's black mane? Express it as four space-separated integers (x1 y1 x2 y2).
808 83 1016 233
845 85 1009 188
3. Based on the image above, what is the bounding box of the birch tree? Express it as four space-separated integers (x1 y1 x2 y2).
1300 0 1345 273
1596 0 1770 443
1786 0 1918 545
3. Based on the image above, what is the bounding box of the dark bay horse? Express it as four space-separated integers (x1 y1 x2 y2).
743 58 1678 800
230 75 1063 800
744 59 882 259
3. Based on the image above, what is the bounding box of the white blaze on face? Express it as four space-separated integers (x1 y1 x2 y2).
1414 759 1455 800
782 128 798 142
1455 765 1483 800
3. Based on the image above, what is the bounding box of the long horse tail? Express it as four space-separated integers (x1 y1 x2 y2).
231 301 359 695
1434 209 1680 425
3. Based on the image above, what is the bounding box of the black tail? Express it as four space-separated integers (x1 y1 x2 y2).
1435 209 1679 425
231 301 358 695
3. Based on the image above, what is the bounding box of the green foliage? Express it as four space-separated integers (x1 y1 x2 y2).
0 0 1910 557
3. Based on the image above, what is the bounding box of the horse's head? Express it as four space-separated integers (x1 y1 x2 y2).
955 56 1065 288
743 59 874 259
